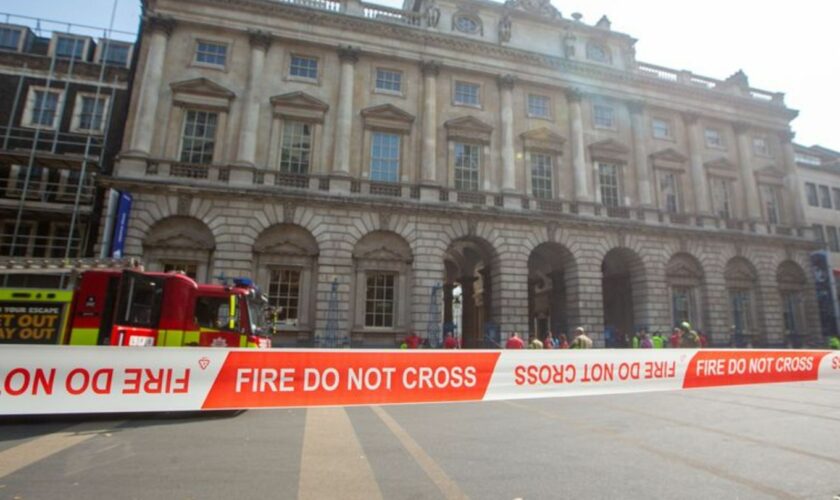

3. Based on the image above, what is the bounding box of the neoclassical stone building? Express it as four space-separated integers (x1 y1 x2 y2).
109 0 819 347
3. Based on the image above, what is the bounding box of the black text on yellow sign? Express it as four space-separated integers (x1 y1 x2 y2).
0 302 64 344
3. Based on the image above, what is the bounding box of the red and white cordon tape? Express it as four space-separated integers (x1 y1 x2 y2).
0 346 839 415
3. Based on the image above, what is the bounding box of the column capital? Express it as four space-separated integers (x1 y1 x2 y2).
144 15 176 37
564 87 583 103
248 30 273 51
420 60 441 76
626 99 645 115
337 45 360 64
682 112 700 126
776 129 795 144
497 74 516 90
733 121 751 135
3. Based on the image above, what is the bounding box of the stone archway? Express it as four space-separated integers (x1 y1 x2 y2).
253 223 319 346
665 253 705 331
602 247 646 344
143 216 215 282
528 242 577 342
443 236 499 348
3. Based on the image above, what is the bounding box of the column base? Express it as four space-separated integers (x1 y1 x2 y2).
501 193 523 210
419 185 440 202
329 174 353 194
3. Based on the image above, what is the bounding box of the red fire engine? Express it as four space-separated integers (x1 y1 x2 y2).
64 269 272 348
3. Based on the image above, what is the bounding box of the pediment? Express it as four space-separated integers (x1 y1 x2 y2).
254 239 318 257
650 148 688 163
445 116 493 144
520 127 565 152
445 116 493 133
588 138 631 157
503 0 561 20
170 78 235 99
270 91 329 112
353 245 413 263
361 104 415 123
704 156 735 170
145 234 215 251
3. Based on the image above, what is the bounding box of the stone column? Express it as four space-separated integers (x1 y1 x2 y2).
234 31 271 166
566 89 591 202
734 122 761 220
420 61 440 185
129 15 175 156
628 100 653 206
332 46 359 178
778 130 806 226
683 113 710 214
498 74 516 192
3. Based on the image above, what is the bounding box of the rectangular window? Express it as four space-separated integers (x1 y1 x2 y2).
805 183 819 207
781 291 802 334
180 110 218 165
705 128 724 148
365 272 395 328
454 143 480 192
760 184 781 224
268 268 301 324
814 224 825 244
454 81 480 106
530 152 553 199
30 90 60 127
834 188 840 211
279 121 312 174
753 137 771 156
0 27 22 51
652 118 671 139
1 221 34 257
78 96 107 131
101 42 130 66
827 226 840 253
819 185 832 208
375 68 402 93
730 289 753 336
593 104 615 129
710 177 732 219
370 132 400 183
672 287 695 326
598 162 620 208
55 36 86 60
795 153 821 166
195 41 227 66
289 55 318 79
527 94 550 119
659 171 680 213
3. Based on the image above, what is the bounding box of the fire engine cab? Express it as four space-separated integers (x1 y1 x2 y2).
65 269 272 348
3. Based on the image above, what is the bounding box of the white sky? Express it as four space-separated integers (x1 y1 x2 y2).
11 0 838 148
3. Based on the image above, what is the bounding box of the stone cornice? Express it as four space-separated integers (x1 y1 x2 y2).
168 0 797 123
248 29 273 50
102 173 816 250
144 14 176 37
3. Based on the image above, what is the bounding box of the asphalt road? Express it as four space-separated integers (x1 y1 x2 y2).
1 380 839 500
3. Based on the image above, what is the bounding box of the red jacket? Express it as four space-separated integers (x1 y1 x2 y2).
505 336 525 349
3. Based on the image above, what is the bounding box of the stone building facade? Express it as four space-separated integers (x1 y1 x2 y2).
110 0 818 347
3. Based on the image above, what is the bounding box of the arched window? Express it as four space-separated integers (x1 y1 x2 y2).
143 216 215 282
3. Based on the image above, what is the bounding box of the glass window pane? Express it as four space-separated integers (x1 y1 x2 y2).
454 143 480 192
370 132 400 182
180 110 218 164
376 69 402 92
598 163 620 207
0 28 21 50
196 41 227 66
530 153 553 199
365 272 396 328
454 82 479 106
290 55 318 79
268 269 302 324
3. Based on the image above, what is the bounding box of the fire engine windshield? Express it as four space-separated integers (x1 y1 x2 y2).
195 296 240 332
246 293 269 335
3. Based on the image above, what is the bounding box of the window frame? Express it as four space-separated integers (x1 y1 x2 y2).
52 34 89 61
193 39 229 69
369 131 402 183
813 224 825 244
287 53 320 83
97 39 133 67
70 92 110 134
453 142 481 192
651 117 673 140
0 25 25 52
179 109 220 165
374 67 404 96
529 151 554 200
833 188 840 212
452 80 481 108
805 182 819 207
658 170 682 214
759 184 782 225
22 86 65 130
598 162 621 208
818 185 832 209
704 127 725 149
364 271 397 328
752 136 772 158
827 226 840 253
267 267 303 326
709 176 733 219
592 103 616 130
278 120 313 175
527 94 552 120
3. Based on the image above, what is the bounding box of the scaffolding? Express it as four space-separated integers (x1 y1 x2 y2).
0 7 135 288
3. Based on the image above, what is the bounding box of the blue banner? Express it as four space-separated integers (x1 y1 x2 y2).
810 251 839 337
110 192 133 258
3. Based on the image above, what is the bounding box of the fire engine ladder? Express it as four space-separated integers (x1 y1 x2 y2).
322 278 341 348
426 283 442 348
